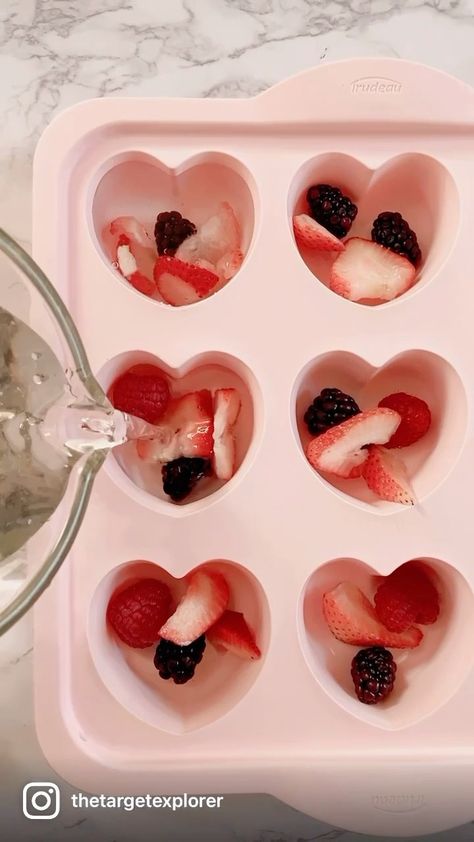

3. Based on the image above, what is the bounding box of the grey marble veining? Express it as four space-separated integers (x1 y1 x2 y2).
1 1 474 840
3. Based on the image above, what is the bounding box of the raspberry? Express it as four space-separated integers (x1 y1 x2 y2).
351 646 396 704
154 634 206 684
306 184 358 239
110 364 170 424
375 562 440 632
304 387 360 436
372 211 421 265
107 579 173 648
378 392 431 448
373 582 418 632
154 211 196 255
162 457 211 502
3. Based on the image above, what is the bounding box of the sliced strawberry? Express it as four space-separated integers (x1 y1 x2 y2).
109 365 170 424
154 255 220 306
362 445 415 505
216 249 244 280
110 217 156 296
207 610 261 659
159 569 229 646
110 216 152 248
306 408 401 479
330 237 416 302
137 389 214 463
323 582 423 649
378 392 431 448
115 235 156 296
212 388 241 481
176 202 240 266
293 214 345 252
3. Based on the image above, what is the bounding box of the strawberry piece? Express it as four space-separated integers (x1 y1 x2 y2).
216 249 244 280
323 582 423 649
362 445 415 505
378 392 432 448
109 365 170 424
306 408 401 479
110 216 152 248
154 255 220 305
159 569 229 646
110 218 156 296
137 389 214 463
293 214 345 252
375 562 439 631
176 202 241 266
107 579 173 649
207 610 261 659
213 388 241 480
330 237 416 302
115 235 156 296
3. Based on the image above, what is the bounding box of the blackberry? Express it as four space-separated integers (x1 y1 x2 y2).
162 457 211 502
154 210 196 255
351 646 396 705
154 635 206 684
371 211 421 265
304 388 360 436
306 184 358 238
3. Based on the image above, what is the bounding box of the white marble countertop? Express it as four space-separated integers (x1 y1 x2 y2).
1 2 474 840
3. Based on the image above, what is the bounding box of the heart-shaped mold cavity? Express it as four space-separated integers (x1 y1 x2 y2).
90 151 256 305
88 559 269 734
299 558 474 730
97 350 262 514
293 350 467 513
289 153 459 306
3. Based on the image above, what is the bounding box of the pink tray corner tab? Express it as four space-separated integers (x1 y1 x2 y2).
33 59 474 838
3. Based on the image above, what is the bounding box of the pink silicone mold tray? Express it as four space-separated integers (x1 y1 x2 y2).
32 60 474 837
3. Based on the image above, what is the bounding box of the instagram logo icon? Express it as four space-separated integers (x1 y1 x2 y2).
22 782 60 820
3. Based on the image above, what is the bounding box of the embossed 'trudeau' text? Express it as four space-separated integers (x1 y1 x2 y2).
351 77 402 95
372 794 426 813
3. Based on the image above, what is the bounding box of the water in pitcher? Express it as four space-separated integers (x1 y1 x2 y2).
0 305 155 561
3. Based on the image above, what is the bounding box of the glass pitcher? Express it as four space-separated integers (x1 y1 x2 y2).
0 228 153 635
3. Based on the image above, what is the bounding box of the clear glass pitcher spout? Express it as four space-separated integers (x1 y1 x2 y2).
0 228 152 635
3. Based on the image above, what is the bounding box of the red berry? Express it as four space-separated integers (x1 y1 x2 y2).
373 582 418 632
378 392 431 448
110 365 170 424
375 562 439 632
107 579 173 648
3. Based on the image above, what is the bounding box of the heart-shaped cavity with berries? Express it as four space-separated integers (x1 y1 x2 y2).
99 350 260 509
89 559 269 734
293 349 467 512
289 151 459 305
93 152 255 306
300 557 474 730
